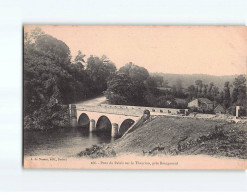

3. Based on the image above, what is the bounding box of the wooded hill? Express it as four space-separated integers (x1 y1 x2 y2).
151 73 241 90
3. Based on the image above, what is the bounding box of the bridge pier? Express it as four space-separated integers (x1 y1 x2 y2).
111 123 119 137
70 104 77 127
89 119 96 132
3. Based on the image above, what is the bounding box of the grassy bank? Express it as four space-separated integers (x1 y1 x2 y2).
78 115 247 159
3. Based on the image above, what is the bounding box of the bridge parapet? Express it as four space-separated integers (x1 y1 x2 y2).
99 104 189 115
76 104 143 117
72 103 189 117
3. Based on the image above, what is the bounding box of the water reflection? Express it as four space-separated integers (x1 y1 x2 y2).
24 127 114 158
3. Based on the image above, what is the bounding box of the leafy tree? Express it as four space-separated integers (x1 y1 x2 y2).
119 62 149 82
24 31 72 115
86 55 116 93
151 75 164 87
187 85 196 100
174 79 185 98
155 94 175 108
195 80 203 95
207 82 214 99
144 76 160 95
74 50 86 68
232 75 246 106
24 29 75 129
116 62 150 105
232 88 238 104
211 86 219 99
202 84 208 97
105 73 134 105
223 81 231 108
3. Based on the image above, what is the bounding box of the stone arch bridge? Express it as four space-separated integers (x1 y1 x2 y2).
70 103 188 137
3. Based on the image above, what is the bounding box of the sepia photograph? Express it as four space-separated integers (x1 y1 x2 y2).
23 25 247 169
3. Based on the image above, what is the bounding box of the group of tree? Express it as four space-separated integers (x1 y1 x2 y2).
24 28 116 129
186 75 247 113
105 62 180 108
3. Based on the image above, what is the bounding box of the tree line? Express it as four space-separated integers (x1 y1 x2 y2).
106 64 247 114
186 76 247 110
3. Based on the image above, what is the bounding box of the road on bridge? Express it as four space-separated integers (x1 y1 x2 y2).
76 95 107 106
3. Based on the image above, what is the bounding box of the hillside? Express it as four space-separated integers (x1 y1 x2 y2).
78 116 247 159
151 73 241 90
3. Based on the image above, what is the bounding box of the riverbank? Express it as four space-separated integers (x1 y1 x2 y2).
24 104 70 131
78 115 247 159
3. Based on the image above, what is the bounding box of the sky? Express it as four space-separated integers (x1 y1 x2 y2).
24 25 247 76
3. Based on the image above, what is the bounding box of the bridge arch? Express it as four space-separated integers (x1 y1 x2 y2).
78 113 90 129
119 119 135 136
96 115 112 133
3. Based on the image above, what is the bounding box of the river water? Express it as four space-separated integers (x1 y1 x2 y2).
24 127 114 157
24 96 114 158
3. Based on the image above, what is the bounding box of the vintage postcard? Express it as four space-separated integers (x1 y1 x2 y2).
23 25 247 169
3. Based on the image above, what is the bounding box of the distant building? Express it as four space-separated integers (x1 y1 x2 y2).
188 98 214 111
214 104 226 114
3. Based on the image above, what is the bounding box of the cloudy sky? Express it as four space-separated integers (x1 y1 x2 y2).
25 25 247 76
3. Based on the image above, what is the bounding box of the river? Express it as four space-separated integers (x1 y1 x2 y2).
24 96 114 158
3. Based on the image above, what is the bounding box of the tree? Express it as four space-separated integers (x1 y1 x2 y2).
232 75 247 106
175 79 184 98
155 95 175 108
74 50 86 68
195 80 203 96
211 86 220 102
187 85 196 100
207 82 214 99
105 73 134 105
151 75 164 87
202 84 208 97
119 62 149 83
223 81 231 108
24 31 72 114
24 28 75 129
114 62 150 105
144 76 158 95
86 55 116 93
217 91 224 105
34 34 71 67
30 27 45 41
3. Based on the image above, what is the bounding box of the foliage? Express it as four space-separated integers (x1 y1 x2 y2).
24 28 117 130
232 75 247 106
106 63 157 106
184 75 247 115
86 55 116 94
105 73 146 106
24 29 72 117
74 50 86 68
119 62 149 82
